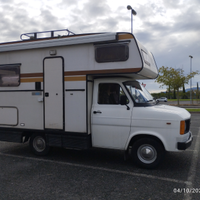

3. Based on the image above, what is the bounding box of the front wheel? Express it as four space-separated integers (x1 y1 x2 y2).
131 138 165 169
29 134 50 156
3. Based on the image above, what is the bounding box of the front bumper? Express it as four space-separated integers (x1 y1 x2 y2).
177 131 193 150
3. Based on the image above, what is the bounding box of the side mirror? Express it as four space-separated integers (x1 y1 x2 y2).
120 95 128 105
120 95 130 110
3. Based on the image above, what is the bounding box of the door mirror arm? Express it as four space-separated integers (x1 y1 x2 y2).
125 104 130 110
120 95 130 110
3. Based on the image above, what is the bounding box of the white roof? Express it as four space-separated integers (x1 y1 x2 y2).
0 33 117 52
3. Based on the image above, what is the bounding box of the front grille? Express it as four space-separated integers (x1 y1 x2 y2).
185 119 191 133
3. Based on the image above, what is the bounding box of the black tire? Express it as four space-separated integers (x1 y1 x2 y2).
131 138 165 169
29 134 50 156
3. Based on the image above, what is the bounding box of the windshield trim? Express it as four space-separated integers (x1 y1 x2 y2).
123 81 156 107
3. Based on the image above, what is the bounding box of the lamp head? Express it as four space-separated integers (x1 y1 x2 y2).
132 9 137 15
127 5 137 15
127 5 132 10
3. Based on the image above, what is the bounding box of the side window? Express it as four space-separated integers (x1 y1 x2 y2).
0 64 21 87
141 50 150 66
95 43 129 63
98 83 128 105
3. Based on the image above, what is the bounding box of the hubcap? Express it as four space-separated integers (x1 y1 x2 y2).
33 136 46 152
137 144 157 164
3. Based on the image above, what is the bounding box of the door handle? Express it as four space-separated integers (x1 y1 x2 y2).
93 110 102 114
45 92 49 97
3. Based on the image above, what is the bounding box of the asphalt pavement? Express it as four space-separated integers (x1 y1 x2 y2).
0 113 200 200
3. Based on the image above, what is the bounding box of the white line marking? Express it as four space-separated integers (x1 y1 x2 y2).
0 151 191 185
184 128 200 200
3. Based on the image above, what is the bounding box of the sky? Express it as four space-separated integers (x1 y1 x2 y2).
0 0 199 93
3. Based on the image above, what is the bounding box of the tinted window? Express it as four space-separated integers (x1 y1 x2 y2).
0 64 21 86
95 43 129 63
98 83 128 105
141 50 150 66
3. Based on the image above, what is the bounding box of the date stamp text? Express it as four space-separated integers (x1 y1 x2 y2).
173 188 200 194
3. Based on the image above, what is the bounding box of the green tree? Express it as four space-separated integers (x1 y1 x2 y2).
183 83 186 93
197 82 199 103
173 89 176 99
155 66 199 105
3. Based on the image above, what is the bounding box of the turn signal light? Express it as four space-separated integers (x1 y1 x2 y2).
180 121 185 135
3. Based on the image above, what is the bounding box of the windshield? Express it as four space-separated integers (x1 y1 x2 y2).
124 81 154 103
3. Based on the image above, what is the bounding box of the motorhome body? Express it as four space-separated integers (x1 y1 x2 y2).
0 30 192 168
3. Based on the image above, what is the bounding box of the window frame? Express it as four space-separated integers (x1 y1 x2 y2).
98 83 129 105
141 49 151 66
0 63 21 87
95 42 129 63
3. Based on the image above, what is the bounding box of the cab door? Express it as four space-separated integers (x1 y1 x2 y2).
91 80 132 149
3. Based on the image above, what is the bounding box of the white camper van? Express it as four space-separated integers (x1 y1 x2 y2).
0 29 192 168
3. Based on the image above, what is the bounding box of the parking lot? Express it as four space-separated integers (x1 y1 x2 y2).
0 113 200 200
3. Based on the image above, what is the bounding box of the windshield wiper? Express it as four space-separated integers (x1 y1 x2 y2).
146 99 153 102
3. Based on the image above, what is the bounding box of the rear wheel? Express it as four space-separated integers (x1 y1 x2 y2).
131 138 165 169
29 134 50 156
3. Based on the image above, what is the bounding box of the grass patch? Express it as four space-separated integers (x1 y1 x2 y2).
185 108 200 112
167 99 200 103
168 99 190 102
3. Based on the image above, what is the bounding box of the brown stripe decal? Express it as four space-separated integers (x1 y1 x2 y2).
64 76 86 81
21 78 43 82
21 68 141 78
64 68 141 76
21 73 43 82
20 67 141 82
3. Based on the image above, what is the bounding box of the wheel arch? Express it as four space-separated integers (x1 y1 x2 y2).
127 133 166 151
22 131 46 143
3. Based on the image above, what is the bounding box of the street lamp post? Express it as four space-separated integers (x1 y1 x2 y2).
189 55 193 104
127 5 137 34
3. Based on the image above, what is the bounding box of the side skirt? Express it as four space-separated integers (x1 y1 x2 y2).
0 128 92 150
